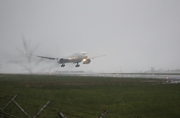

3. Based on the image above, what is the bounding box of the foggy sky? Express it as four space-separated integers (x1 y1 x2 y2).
0 0 180 73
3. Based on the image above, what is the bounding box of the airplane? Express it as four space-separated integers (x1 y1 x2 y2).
36 51 105 67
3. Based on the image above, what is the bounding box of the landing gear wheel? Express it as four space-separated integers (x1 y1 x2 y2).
75 65 80 67
61 64 65 67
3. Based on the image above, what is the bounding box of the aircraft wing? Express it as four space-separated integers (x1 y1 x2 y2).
89 54 106 59
36 55 58 60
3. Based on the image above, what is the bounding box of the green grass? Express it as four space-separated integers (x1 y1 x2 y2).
0 74 180 118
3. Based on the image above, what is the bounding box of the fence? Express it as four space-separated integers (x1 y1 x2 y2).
0 95 51 118
0 94 108 118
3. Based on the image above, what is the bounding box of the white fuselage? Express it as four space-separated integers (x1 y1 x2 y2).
36 51 104 67
57 52 88 64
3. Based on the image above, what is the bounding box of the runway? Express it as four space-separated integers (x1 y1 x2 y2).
55 72 180 80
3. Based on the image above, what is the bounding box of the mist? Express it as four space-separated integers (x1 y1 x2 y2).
1 0 180 73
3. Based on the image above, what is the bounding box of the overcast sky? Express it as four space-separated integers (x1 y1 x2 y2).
0 0 180 73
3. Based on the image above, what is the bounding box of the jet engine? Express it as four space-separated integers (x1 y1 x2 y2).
82 59 91 64
57 58 65 64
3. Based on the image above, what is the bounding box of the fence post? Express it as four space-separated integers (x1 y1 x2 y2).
0 95 19 118
12 100 29 117
0 108 17 118
57 111 67 118
0 108 3 118
2 95 18 110
98 110 108 118
33 101 51 118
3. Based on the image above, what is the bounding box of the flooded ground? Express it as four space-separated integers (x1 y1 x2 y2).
55 72 180 79
54 72 180 84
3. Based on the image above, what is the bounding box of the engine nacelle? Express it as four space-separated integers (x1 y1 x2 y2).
58 58 65 64
83 59 91 64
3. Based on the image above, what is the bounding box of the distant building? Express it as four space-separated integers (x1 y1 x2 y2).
146 67 180 73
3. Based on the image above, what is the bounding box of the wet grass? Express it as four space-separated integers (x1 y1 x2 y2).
0 74 180 118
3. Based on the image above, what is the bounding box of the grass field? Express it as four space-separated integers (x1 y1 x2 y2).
0 74 180 118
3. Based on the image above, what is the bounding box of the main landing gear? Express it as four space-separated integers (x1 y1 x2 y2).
61 64 65 67
60 63 80 67
75 63 80 67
